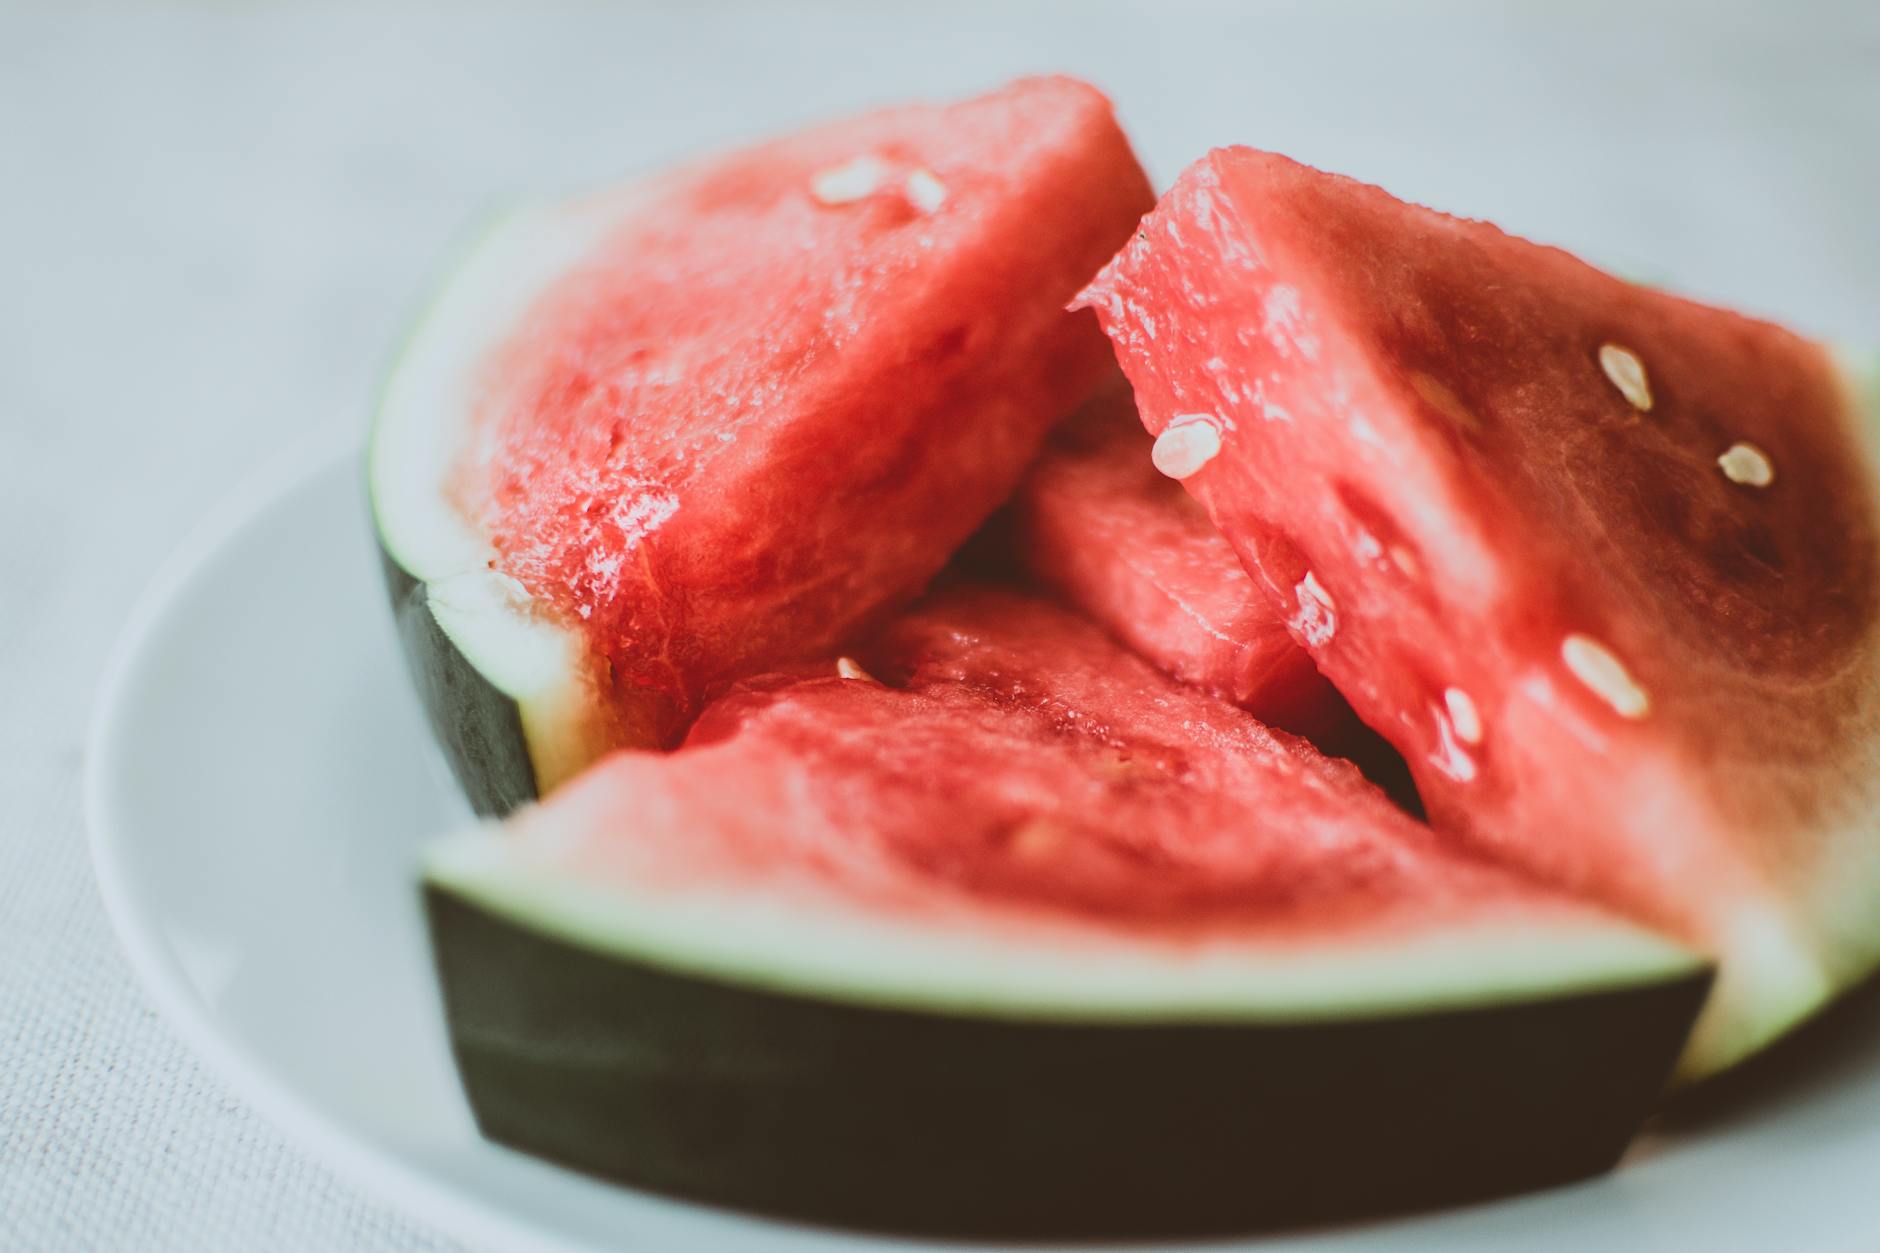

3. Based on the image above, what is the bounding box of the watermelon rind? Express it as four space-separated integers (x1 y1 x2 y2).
369 193 644 814
424 826 1703 1021
423 828 1707 1235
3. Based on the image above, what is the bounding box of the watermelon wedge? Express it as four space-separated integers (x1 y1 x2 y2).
371 77 1153 813
426 585 1706 1235
1008 375 1350 743
1081 146 1880 1078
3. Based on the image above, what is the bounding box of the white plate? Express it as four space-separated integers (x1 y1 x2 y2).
87 436 1880 1253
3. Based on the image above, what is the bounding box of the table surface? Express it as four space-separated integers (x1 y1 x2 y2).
4 3 1877 1250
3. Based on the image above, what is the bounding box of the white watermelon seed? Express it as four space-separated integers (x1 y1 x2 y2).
1598 343 1653 411
810 155 885 205
1290 571 1338 646
1444 687 1483 745
835 656 877 683
1717 441 1775 488
905 168 948 213
1561 634 1650 719
1151 415 1222 480
1430 713 1478 783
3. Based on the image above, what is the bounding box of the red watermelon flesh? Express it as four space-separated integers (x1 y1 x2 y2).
503 584 1657 956
1008 376 1352 746
1081 146 1880 1077
465 78 1152 756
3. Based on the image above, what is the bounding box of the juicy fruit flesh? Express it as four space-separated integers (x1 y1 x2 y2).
1082 146 1880 1073
512 586 1618 944
464 78 1153 747
1007 377 1349 744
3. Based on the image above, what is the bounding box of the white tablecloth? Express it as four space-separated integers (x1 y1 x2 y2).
4 4 1876 1249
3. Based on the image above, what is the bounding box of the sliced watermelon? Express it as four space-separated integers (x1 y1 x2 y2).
1007 375 1349 742
1081 146 1880 1078
426 586 1706 1235
371 77 1153 813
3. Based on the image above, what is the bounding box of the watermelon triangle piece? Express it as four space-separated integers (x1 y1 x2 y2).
425 585 1705 1234
1081 145 1880 1078
1007 375 1353 744
371 77 1153 812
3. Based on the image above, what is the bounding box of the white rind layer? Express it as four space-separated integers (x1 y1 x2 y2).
424 826 1703 1023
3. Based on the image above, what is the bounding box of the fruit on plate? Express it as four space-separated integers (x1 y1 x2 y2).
1007 374 1349 743
1081 144 1880 1079
370 77 1153 814
424 586 1708 1236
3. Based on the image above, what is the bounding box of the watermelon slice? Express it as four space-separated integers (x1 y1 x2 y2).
426 586 1707 1235
1081 146 1880 1078
1007 375 1349 742
370 77 1153 813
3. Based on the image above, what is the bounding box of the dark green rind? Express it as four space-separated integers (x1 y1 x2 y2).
378 542 538 817
427 888 1711 1238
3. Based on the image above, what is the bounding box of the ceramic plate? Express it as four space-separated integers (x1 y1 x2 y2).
87 436 1880 1252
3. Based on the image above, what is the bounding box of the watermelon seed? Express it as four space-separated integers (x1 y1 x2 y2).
905 168 948 213
1561 634 1650 719
1717 441 1775 488
810 155 885 205
1151 415 1222 479
1444 687 1483 745
835 656 879 683
1598 343 1653 411
1430 710 1478 783
1291 571 1338 646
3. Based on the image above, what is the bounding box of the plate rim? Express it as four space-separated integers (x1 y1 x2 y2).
82 428 632 1253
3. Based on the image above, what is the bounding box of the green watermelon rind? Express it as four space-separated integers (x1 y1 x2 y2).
424 837 1709 1236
